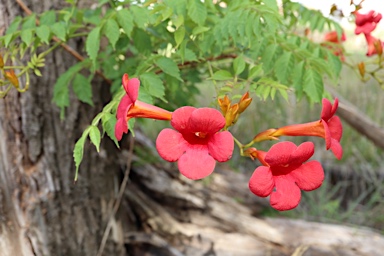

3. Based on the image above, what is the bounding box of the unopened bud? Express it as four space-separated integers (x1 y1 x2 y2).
374 39 383 56
225 103 239 127
218 95 231 116
357 62 365 77
0 53 4 69
238 92 252 113
4 69 19 88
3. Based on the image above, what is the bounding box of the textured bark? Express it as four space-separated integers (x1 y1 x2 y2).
0 1 124 255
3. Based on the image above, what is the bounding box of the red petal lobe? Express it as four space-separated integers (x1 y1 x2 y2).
270 176 301 211
156 129 187 161
290 160 324 191
178 148 216 180
189 108 225 134
249 166 274 197
207 131 234 162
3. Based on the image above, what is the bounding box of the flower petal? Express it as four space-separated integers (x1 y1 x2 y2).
189 108 225 134
290 141 315 165
289 160 324 191
321 98 332 121
178 148 216 180
249 166 274 197
117 95 133 119
122 74 139 103
330 98 338 117
156 128 188 161
265 141 297 167
207 131 234 162
321 120 332 150
171 106 196 133
330 138 343 160
270 176 301 211
115 117 128 141
328 116 342 142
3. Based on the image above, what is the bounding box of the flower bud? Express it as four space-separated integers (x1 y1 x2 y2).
358 62 365 77
0 53 4 69
225 103 239 127
218 95 231 116
4 69 19 88
238 92 252 114
374 39 383 56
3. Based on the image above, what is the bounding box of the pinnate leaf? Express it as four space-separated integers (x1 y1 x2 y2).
155 57 182 81
303 68 323 103
72 74 93 106
86 27 101 61
89 126 101 152
187 0 207 26
36 25 51 44
102 113 118 146
104 19 120 49
140 72 165 98
51 22 67 41
116 9 134 37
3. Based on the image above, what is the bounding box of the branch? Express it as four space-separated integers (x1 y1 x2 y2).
327 86 384 150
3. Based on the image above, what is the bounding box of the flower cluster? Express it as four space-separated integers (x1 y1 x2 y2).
354 10 383 56
114 74 343 211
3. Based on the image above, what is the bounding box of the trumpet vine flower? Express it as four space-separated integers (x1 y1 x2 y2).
115 74 172 141
248 141 324 211
156 106 234 180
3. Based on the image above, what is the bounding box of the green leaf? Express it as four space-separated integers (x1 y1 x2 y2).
174 26 185 47
249 65 263 79
140 72 165 98
116 9 134 37
303 68 323 103
36 25 50 44
53 61 88 111
103 19 120 49
86 26 101 61
51 22 67 41
326 51 342 81
187 0 207 26
233 55 246 75
133 28 152 54
20 29 33 46
274 51 292 84
6 16 22 34
72 74 93 106
89 126 101 152
155 57 182 81
292 61 304 99
192 26 210 35
212 70 232 80
40 10 56 25
102 113 118 146
130 5 148 29
22 14 36 30
262 44 278 73
73 131 88 181
278 88 289 102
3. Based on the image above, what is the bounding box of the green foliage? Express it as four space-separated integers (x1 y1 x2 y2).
0 0 347 177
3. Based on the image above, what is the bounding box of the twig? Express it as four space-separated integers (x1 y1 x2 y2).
15 0 112 84
96 135 135 256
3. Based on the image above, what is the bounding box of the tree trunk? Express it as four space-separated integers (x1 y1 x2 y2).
0 1 124 255
1 2 384 256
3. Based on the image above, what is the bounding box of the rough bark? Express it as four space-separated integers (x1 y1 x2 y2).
1 2 384 256
0 1 124 255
